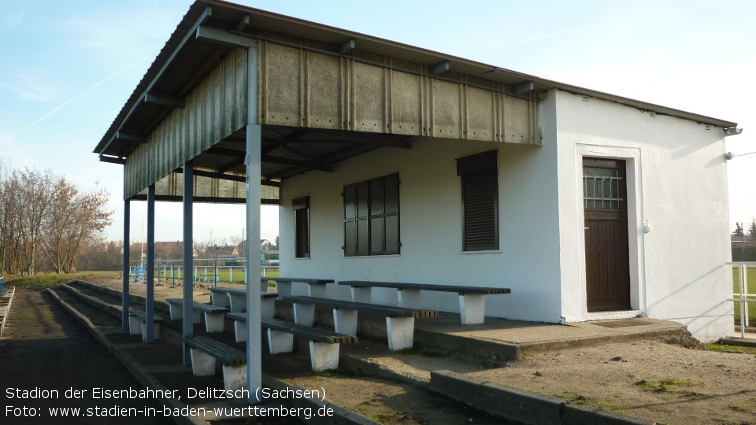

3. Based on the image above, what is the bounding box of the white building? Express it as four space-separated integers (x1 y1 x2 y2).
96 0 739 369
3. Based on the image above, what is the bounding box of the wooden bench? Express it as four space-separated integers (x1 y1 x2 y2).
209 286 278 315
166 298 228 332
182 336 246 393
262 277 334 298
227 313 356 370
282 296 436 351
128 309 164 341
339 281 511 325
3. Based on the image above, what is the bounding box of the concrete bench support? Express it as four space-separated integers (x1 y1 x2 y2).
234 320 247 343
333 309 358 336
309 341 340 371
211 292 230 308
293 302 315 326
185 336 247 394
189 348 216 376
168 303 201 324
222 364 247 393
129 311 163 342
386 317 415 351
267 329 294 353
459 294 486 325
204 312 226 333
276 281 293 298
228 293 246 313
351 287 372 304
398 289 421 309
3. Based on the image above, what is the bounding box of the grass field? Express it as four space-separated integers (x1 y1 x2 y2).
732 267 756 325
153 267 280 284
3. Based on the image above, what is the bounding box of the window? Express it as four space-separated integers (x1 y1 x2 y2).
457 150 498 251
293 196 310 258
343 173 400 256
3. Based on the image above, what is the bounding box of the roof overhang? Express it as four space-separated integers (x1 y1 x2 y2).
94 0 738 189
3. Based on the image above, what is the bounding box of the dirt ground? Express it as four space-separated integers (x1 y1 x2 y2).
0 288 172 425
85 276 756 425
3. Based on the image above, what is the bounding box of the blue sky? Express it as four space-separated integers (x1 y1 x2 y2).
1 0 755 245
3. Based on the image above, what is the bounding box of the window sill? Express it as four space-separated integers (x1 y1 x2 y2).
460 250 502 255
295 257 310 261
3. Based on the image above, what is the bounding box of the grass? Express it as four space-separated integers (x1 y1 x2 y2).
154 267 280 284
705 343 756 355
635 378 699 394
732 267 756 326
5 271 120 291
728 403 754 413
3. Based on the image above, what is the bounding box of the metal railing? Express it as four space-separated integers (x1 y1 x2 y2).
728 262 756 338
126 258 278 287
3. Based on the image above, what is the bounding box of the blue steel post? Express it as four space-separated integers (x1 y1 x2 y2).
122 199 130 330
182 161 194 365
145 184 155 343
246 43 263 404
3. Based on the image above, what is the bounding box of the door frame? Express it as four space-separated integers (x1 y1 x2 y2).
575 145 646 320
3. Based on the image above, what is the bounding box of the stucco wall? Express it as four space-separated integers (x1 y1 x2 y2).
552 89 733 342
278 125 562 323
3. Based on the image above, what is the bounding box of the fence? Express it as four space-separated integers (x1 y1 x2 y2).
728 262 756 338
731 239 756 262
127 258 278 286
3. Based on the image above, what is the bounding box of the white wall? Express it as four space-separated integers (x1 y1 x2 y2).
279 122 563 323
553 89 733 341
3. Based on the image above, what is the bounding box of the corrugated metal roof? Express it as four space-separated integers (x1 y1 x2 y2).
94 0 737 160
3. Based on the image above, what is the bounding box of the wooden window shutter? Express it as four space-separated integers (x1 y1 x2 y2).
293 196 310 258
457 151 498 251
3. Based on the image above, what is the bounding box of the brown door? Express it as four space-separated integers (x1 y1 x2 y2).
583 158 631 312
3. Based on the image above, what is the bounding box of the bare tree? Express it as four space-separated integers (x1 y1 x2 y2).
41 179 113 273
0 166 114 275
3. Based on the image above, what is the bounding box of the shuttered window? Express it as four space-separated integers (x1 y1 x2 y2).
457 151 498 251
293 196 310 258
343 173 400 256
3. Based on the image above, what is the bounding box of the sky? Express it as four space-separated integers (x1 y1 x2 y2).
1 0 755 246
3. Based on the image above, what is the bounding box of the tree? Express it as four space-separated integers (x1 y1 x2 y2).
0 166 114 275
41 179 113 273
734 223 744 237
748 219 756 241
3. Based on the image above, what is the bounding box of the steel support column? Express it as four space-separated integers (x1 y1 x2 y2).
145 184 156 343
182 161 194 365
245 43 263 404
122 199 130 331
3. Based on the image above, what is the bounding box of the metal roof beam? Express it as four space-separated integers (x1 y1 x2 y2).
97 5 213 155
262 155 333 172
143 93 185 109
340 38 356 54
235 14 251 32
430 60 450 76
513 80 534 95
196 25 257 48
131 194 280 205
99 155 126 165
116 132 147 143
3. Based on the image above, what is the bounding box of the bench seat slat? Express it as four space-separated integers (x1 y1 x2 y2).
226 314 357 344
338 281 510 294
183 336 245 365
129 309 164 322
166 298 229 313
282 296 437 318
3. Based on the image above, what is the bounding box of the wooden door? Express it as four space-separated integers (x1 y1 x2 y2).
583 158 631 312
